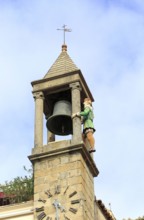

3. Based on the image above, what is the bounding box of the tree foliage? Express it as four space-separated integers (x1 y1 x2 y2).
123 217 144 220
0 166 33 204
136 217 144 220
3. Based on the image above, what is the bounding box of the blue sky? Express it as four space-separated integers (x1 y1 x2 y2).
0 0 144 219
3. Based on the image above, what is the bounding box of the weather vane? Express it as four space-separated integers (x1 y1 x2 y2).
109 203 111 211
57 25 72 44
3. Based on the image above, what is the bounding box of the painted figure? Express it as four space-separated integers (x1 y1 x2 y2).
72 98 96 153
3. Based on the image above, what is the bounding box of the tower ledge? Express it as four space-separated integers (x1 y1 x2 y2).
28 140 99 177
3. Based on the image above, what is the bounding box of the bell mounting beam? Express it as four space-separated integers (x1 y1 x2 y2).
57 24 72 44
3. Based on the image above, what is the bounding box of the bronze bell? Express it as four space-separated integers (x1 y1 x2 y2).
46 100 72 136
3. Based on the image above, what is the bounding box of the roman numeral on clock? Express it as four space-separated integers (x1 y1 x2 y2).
69 191 77 198
64 215 70 220
46 217 52 220
35 206 44 212
69 207 77 214
71 199 80 204
37 211 46 220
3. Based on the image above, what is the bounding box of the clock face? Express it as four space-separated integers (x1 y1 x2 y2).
35 184 81 220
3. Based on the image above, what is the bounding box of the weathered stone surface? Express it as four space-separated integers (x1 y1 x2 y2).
29 141 99 220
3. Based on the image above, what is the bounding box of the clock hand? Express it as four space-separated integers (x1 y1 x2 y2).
53 199 60 220
53 199 66 219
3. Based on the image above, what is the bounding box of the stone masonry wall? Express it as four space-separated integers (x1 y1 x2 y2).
33 151 95 220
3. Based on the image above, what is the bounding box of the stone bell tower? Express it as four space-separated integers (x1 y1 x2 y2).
29 44 99 220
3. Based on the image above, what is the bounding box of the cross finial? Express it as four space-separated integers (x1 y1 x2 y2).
57 24 72 44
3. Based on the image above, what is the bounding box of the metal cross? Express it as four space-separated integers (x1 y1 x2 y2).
57 24 72 44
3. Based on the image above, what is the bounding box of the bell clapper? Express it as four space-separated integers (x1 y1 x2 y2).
62 125 65 133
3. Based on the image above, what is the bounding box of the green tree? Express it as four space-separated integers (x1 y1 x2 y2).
123 217 144 220
136 217 144 220
0 166 33 204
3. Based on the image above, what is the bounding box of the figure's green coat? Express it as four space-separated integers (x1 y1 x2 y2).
80 106 95 131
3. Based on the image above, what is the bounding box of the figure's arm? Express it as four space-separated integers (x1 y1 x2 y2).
79 107 90 116
72 107 90 118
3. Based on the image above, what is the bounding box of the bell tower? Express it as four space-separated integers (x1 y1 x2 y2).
29 44 99 220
